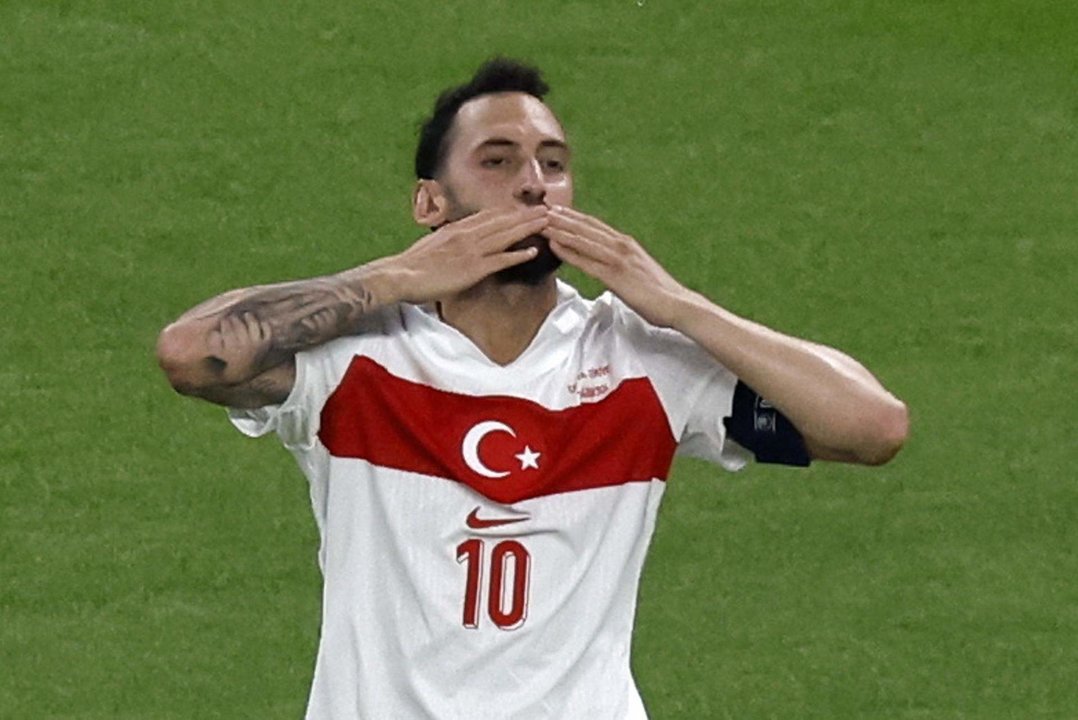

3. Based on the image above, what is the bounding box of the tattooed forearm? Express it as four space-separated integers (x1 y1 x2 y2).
198 274 376 384
189 361 296 408
158 262 395 407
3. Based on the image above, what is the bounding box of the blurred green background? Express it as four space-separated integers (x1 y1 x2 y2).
1 1 1075 717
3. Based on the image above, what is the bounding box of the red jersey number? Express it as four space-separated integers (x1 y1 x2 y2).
456 539 531 630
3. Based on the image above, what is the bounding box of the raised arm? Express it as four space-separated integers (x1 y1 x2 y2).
155 270 380 408
156 206 550 408
545 206 909 466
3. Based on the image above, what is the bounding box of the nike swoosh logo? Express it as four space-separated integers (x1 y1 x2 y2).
466 506 530 530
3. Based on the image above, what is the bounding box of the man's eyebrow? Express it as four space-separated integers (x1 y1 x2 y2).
475 138 518 150
473 138 570 152
539 139 570 152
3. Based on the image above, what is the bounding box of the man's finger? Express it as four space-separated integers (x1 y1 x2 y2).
544 227 618 265
476 215 551 254
548 206 614 235
546 210 623 255
481 246 540 274
546 210 596 235
548 234 610 280
451 205 547 237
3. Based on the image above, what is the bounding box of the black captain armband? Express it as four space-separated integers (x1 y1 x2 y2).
722 381 811 467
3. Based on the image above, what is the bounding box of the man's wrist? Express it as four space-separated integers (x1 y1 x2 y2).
343 259 402 308
665 287 715 332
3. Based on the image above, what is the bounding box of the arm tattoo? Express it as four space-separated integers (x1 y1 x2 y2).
201 276 375 382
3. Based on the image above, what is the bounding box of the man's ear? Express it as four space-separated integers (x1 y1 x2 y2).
412 180 450 228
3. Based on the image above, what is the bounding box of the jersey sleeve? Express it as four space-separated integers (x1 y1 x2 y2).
613 297 809 470
227 347 329 451
226 309 397 450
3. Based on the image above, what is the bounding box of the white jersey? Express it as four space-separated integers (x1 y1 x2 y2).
230 280 751 720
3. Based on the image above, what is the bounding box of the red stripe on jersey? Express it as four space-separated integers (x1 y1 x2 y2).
317 356 678 504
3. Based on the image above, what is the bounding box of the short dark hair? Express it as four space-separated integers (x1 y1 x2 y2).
414 57 551 180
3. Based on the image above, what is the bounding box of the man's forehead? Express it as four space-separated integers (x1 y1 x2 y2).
452 92 566 148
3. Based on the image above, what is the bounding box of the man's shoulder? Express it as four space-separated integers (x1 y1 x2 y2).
570 285 678 343
555 279 622 325
571 287 713 373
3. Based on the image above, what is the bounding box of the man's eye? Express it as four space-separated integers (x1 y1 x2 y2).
481 157 506 168
544 159 565 171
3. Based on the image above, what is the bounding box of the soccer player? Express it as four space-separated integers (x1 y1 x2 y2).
156 58 908 719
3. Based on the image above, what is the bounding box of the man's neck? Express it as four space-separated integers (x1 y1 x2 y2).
438 276 559 366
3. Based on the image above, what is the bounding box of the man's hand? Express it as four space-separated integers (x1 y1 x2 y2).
374 206 550 305
545 205 908 465
545 206 691 328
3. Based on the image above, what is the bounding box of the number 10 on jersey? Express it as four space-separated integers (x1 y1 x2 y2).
456 538 531 630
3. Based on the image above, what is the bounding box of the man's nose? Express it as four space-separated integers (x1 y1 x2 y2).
515 159 546 206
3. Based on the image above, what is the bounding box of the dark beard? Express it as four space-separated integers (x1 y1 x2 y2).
495 234 562 286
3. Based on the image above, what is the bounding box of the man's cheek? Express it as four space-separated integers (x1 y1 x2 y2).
549 181 573 207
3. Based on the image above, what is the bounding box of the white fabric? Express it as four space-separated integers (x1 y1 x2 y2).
229 281 747 720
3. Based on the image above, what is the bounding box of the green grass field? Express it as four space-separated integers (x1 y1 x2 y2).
2 1 1075 717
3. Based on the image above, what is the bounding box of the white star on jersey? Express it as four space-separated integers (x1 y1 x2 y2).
515 445 541 470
